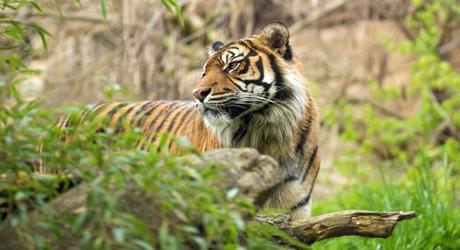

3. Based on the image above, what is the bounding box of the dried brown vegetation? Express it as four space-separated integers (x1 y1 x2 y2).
23 0 456 106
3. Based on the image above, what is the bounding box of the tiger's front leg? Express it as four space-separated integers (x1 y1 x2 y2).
264 178 313 221
264 150 320 221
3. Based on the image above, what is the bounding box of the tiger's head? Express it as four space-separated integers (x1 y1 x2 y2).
193 22 307 136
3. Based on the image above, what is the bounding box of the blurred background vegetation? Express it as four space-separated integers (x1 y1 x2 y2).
1 0 459 249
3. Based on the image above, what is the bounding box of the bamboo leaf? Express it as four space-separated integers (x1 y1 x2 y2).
31 23 52 52
99 0 107 21
161 0 184 27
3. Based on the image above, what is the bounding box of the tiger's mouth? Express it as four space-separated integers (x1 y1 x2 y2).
195 89 280 119
197 97 265 120
196 101 222 115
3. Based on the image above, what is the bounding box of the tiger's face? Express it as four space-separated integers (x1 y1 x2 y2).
193 22 304 127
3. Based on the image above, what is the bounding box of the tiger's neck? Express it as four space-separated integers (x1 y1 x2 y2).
235 99 306 161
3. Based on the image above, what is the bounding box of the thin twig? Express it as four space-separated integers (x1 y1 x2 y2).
345 96 406 120
289 0 347 34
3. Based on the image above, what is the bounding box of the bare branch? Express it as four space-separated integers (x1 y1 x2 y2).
345 96 406 120
439 36 460 55
290 0 347 34
255 210 417 245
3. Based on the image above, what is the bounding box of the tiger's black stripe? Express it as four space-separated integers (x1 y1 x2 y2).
77 102 106 124
290 191 312 211
235 42 257 75
232 115 251 143
131 101 157 126
228 78 245 91
151 102 183 132
295 112 312 156
136 102 166 128
113 104 137 131
107 103 129 117
234 61 272 94
283 42 293 61
283 174 298 183
164 103 190 133
89 101 107 113
209 94 233 101
61 116 71 128
130 101 154 120
238 58 250 74
137 102 178 149
251 58 271 89
301 145 318 181
241 40 260 54
78 102 110 124
267 53 292 101
226 103 250 119
149 104 186 147
250 52 292 116
147 102 183 143
167 104 195 149
232 124 247 143
292 158 320 211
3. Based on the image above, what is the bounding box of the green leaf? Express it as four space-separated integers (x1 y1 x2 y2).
161 0 184 27
29 2 43 13
99 0 107 21
132 239 154 250
113 228 125 242
31 23 52 52
0 44 21 50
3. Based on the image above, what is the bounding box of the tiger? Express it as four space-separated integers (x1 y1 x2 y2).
38 21 320 221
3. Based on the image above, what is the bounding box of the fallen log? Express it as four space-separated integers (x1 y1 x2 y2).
255 210 416 245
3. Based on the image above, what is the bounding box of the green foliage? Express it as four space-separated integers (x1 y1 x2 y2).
96 0 184 26
0 83 55 221
98 0 107 20
161 0 184 26
312 150 459 250
31 120 253 249
247 222 310 250
0 0 49 56
323 0 460 171
318 0 460 248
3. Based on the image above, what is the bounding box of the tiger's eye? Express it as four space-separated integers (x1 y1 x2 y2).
228 62 240 71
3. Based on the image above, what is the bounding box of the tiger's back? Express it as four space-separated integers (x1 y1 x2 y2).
56 100 221 153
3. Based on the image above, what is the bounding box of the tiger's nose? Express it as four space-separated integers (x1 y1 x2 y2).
192 87 212 102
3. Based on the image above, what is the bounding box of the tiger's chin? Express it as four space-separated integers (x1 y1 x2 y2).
197 103 232 127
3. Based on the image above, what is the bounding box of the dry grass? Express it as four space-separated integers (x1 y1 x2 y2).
24 0 418 105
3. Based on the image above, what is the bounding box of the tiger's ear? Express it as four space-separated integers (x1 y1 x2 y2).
207 41 224 57
259 21 292 60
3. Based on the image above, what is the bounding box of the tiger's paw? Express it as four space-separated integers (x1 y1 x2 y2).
289 200 312 221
